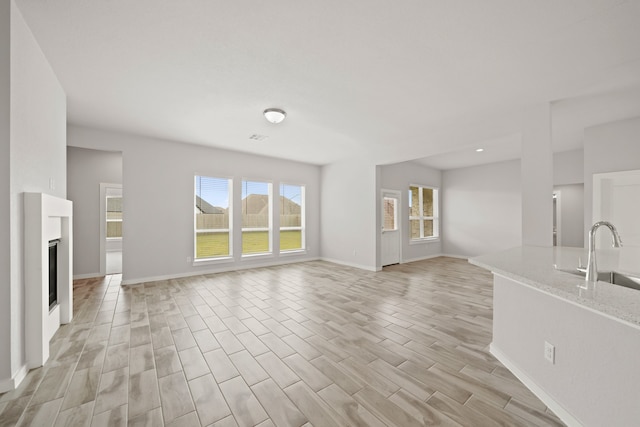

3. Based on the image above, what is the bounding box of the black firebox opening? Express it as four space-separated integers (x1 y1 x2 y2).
49 239 60 310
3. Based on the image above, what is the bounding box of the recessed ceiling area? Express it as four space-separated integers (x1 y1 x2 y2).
15 0 640 168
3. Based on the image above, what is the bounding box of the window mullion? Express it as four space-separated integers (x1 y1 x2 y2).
418 186 424 238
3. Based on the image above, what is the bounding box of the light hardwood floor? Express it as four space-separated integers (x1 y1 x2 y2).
0 258 565 426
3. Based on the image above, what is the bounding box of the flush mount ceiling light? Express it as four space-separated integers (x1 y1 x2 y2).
476 148 484 152
264 108 286 124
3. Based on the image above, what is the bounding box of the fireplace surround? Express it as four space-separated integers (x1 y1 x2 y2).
24 193 73 368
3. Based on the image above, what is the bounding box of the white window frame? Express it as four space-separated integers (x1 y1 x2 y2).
279 183 306 253
194 175 233 262
241 179 273 257
409 184 440 242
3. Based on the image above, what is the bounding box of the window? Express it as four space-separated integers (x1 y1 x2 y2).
106 196 122 239
195 176 232 259
409 185 439 240
242 180 272 255
194 177 308 259
383 197 397 231
280 183 305 251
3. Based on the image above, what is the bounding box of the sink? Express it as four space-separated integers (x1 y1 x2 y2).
556 267 640 291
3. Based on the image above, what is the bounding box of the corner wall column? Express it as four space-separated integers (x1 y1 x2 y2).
521 103 553 247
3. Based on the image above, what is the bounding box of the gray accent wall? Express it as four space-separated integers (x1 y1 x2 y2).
67 147 122 277
442 159 522 258
554 184 584 248
553 149 584 186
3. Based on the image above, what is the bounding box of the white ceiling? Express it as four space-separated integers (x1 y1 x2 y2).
15 0 640 168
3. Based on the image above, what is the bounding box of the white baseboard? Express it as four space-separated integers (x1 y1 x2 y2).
490 343 582 427
439 253 469 260
73 272 103 280
319 257 379 272
401 253 447 264
0 364 28 393
109 253 471 285
385 253 468 266
122 256 321 285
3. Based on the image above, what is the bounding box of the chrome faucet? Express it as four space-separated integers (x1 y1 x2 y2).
585 221 622 283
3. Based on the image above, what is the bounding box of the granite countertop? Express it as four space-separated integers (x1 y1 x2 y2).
470 246 640 328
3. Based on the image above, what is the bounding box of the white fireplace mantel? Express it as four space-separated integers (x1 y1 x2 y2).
24 192 73 368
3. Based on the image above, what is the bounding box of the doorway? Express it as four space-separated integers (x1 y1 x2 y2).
381 189 401 266
101 183 123 275
552 191 561 246
593 170 640 273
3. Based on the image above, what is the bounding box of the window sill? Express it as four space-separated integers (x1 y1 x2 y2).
241 252 274 260
409 237 440 245
279 249 307 257
192 256 234 267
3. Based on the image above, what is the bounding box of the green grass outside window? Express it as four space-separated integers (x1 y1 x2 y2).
196 230 302 259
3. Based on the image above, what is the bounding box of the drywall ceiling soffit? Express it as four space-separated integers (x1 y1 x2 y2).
412 133 523 171
412 82 640 171
552 84 640 153
403 59 640 171
15 0 640 166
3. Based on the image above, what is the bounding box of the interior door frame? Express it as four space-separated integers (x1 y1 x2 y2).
593 169 640 219
381 189 402 266
593 168 640 247
553 190 562 247
100 182 123 276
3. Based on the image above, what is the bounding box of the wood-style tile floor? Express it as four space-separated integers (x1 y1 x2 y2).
0 258 565 426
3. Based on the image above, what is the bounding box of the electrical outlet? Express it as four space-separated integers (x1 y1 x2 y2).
544 341 555 364
49 178 55 190
353 250 357 256
187 256 192 263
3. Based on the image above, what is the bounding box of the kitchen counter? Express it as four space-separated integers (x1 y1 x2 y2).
470 245 640 426
470 245 640 328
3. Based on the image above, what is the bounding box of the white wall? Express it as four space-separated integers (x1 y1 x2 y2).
320 158 378 270
554 184 584 248
0 0 11 388
67 147 122 277
492 275 640 426
380 161 442 263
584 117 640 236
442 159 522 258
553 149 583 186
1 0 66 391
68 125 320 284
